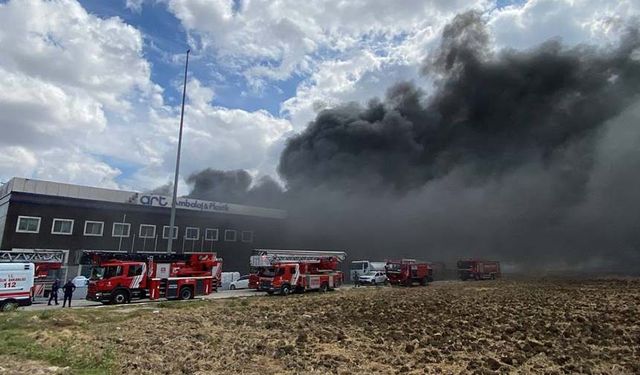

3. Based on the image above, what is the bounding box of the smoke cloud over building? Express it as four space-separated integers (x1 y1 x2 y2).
189 12 640 273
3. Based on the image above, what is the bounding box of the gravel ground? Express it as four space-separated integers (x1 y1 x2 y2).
1 279 639 374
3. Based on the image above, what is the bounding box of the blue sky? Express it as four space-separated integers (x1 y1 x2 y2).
0 0 634 191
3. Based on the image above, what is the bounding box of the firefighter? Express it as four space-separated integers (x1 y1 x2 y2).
62 280 76 308
47 279 60 306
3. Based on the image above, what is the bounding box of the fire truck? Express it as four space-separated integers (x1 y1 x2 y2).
0 249 67 311
250 249 347 295
84 252 222 304
457 259 501 280
385 259 433 286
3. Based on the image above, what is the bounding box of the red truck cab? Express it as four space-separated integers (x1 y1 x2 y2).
88 260 149 303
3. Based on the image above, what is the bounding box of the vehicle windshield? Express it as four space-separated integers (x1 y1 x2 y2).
90 267 105 280
386 263 401 272
90 265 121 280
457 261 473 269
275 267 287 276
349 262 365 270
364 271 377 276
258 268 275 277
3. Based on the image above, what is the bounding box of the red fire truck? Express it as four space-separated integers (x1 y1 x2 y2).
457 259 501 280
251 249 347 295
385 259 433 286
84 252 222 304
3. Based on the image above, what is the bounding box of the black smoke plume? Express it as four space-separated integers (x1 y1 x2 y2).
186 168 284 208
279 12 640 195
186 12 640 273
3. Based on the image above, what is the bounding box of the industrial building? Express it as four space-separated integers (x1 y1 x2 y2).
0 178 286 275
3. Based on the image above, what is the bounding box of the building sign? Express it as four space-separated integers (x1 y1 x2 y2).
135 194 286 219
138 195 230 213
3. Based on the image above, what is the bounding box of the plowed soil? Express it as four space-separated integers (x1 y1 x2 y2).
2 279 639 374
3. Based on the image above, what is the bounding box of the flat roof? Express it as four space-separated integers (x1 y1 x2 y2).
0 177 286 219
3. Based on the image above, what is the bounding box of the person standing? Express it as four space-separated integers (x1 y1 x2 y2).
62 280 76 308
47 279 60 306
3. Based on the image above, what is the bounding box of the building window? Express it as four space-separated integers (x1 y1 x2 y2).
16 216 40 233
84 221 104 236
205 228 219 241
51 218 74 235
139 224 156 239
224 229 237 242
185 227 199 240
241 231 254 243
162 226 178 239
112 222 131 237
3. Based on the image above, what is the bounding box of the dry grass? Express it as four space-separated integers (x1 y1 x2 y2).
1 279 639 374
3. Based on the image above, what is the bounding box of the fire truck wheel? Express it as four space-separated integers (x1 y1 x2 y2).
111 291 128 305
179 287 193 300
281 284 291 296
320 283 329 293
0 301 19 312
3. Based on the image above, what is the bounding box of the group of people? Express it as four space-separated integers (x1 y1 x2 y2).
47 279 76 307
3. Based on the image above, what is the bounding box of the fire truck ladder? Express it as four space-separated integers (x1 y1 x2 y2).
250 249 347 267
252 249 347 260
81 251 217 264
0 249 67 263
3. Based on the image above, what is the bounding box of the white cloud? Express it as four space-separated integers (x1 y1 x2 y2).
125 0 146 13
167 0 490 84
488 0 640 49
0 0 152 188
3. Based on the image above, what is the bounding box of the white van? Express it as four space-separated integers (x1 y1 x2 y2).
349 260 386 282
0 263 35 311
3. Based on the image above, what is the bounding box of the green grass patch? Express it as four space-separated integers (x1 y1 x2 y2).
0 328 115 374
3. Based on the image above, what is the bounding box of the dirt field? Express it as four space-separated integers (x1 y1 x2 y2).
1 279 639 374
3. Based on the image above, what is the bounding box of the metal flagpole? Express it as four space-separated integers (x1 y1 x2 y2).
167 49 190 254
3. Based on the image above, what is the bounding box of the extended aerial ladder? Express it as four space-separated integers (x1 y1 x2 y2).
250 249 347 267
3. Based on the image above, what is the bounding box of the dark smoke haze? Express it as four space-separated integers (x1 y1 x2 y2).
186 169 284 208
186 12 640 273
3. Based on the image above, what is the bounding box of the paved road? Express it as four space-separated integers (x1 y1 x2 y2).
19 281 456 312
21 288 264 311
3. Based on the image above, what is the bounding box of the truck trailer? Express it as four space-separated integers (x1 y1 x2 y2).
84 252 222 304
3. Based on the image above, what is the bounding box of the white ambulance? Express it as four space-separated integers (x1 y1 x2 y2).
0 263 34 311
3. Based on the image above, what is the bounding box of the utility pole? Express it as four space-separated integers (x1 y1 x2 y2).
168 49 190 254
